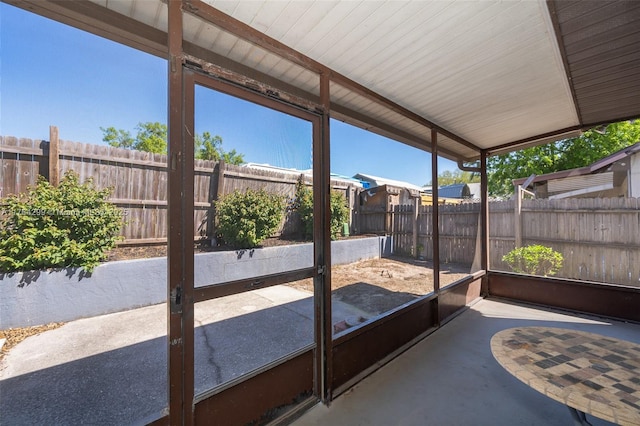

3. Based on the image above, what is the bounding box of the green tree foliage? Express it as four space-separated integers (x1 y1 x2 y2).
428 169 480 186
293 179 349 240
101 122 167 154
215 189 285 248
488 120 640 197
0 171 124 272
502 244 563 277
101 122 245 164
133 122 167 154
195 131 245 164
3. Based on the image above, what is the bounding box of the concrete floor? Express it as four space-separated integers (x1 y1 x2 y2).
0 285 366 426
291 298 640 426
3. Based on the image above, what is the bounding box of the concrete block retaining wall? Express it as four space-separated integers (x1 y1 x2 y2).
0 236 390 328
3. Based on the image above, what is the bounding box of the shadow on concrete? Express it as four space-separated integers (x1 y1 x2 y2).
0 293 318 426
1 281 378 426
332 282 420 316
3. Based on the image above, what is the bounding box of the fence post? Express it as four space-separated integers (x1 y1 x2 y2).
216 160 226 199
514 185 522 248
412 196 419 258
347 184 354 234
49 126 60 186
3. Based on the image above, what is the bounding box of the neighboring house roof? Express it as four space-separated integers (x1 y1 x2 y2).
422 183 481 199
513 142 640 187
242 163 363 187
466 183 482 199
353 173 424 192
243 163 311 176
438 183 471 198
511 142 640 200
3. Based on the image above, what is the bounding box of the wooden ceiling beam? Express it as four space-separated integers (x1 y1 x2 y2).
5 0 168 58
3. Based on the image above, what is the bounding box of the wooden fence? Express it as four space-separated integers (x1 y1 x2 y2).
4 132 640 286
360 198 640 287
0 132 358 244
498 197 640 287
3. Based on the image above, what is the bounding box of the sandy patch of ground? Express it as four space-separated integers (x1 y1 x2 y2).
287 256 471 315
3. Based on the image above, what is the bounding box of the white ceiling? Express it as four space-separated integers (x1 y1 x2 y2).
195 0 579 151
65 0 638 159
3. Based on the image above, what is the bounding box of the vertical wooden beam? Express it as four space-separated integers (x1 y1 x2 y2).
314 71 332 403
431 129 440 293
167 1 194 425
431 129 440 325
480 150 490 295
49 126 60 186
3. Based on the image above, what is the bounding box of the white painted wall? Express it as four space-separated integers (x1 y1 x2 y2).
1 237 389 328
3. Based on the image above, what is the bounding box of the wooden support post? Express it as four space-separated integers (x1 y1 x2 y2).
167 1 195 424
431 129 441 300
480 150 490 295
49 126 60 186
314 71 333 403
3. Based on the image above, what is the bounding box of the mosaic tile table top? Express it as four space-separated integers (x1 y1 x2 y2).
491 327 640 426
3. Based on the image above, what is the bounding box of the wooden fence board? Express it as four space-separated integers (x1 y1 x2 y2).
2 137 19 198
1 136 357 243
367 198 640 287
4 136 640 287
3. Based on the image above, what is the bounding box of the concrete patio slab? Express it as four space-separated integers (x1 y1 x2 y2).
292 298 640 426
0 285 363 425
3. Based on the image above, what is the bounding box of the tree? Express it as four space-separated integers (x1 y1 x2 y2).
101 122 167 154
195 131 244 164
428 169 480 186
101 122 245 164
133 122 167 154
488 120 640 197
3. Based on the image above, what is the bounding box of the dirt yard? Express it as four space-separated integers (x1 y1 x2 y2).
286 256 470 315
106 242 471 316
107 242 471 316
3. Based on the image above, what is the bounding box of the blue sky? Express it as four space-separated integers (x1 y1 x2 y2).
1 3 456 187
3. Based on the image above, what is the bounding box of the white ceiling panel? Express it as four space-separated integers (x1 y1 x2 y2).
194 0 578 155
73 0 639 159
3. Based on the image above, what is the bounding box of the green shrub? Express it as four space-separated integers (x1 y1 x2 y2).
502 244 563 276
330 190 349 239
294 179 349 240
0 171 124 272
215 188 285 248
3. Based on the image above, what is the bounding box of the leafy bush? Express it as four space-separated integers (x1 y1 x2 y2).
294 180 349 240
330 190 349 239
502 244 563 276
215 189 285 248
0 171 124 272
